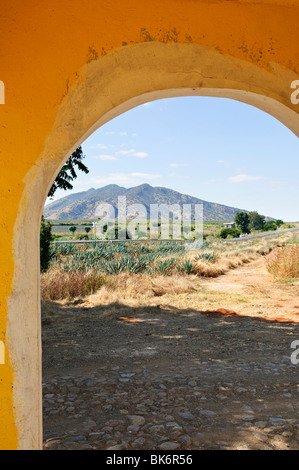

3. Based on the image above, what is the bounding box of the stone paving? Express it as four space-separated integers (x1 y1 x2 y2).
42 302 299 450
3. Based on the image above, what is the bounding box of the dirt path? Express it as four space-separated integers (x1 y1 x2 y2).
198 257 299 324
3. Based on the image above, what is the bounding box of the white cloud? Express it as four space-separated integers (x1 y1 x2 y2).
116 149 136 155
228 174 264 183
94 154 118 161
120 132 127 136
169 163 189 168
115 149 148 158
132 152 148 158
217 159 225 164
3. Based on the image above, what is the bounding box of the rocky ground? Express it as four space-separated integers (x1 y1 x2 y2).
42 298 299 450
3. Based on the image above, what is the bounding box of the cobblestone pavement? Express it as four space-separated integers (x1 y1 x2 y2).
42 302 299 450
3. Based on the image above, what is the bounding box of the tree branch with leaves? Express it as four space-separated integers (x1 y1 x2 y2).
48 146 89 199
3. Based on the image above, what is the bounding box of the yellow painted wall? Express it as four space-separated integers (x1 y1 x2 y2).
0 0 298 449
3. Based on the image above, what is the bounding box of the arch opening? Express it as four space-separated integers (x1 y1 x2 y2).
41 95 299 450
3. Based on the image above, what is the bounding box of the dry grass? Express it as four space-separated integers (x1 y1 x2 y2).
41 267 106 301
150 275 198 296
266 244 299 280
84 272 200 309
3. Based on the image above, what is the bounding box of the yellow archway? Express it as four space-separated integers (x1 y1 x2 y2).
11 42 299 450
0 1 298 450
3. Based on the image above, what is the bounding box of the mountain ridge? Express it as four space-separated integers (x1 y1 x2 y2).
44 183 251 221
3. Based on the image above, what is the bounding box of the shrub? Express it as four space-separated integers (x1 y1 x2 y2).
219 227 241 239
262 221 277 232
40 217 53 272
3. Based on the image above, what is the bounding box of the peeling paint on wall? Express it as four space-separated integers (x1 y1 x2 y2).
0 81 4 104
0 341 4 364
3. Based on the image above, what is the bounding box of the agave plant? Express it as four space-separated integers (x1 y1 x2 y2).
156 258 176 274
195 251 218 263
179 259 196 275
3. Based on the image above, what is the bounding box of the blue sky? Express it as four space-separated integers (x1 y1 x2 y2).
47 96 299 221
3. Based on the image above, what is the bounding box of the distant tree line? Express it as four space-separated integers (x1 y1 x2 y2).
219 211 284 239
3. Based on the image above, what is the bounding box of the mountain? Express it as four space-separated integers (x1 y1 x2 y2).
44 184 249 221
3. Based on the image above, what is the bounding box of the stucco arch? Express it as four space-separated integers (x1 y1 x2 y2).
7 41 299 450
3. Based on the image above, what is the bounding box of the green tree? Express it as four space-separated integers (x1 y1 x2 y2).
275 219 284 227
48 146 89 199
249 211 265 231
40 216 53 272
234 212 251 234
85 227 91 234
69 226 77 234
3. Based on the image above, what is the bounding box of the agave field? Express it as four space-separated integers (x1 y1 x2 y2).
41 231 299 301
50 241 188 275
